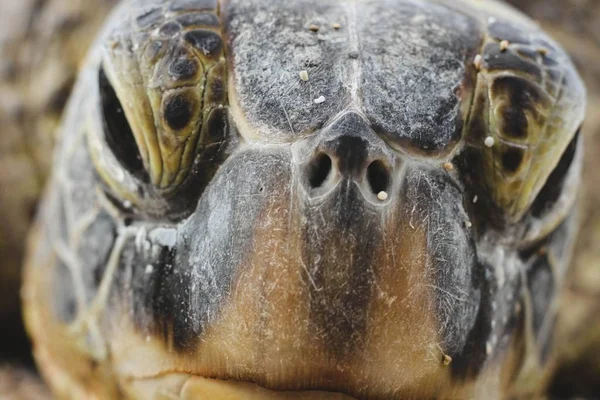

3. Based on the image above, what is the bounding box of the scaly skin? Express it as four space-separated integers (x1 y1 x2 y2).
23 1 586 398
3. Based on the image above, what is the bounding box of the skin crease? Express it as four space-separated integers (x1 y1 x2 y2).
20 0 585 399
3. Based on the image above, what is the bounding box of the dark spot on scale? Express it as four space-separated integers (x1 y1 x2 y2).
483 43 542 81
502 148 524 173
501 104 528 139
159 21 181 36
184 30 223 56
169 0 217 12
177 12 219 27
492 76 545 139
163 94 194 130
168 56 199 80
136 8 163 29
348 51 359 59
201 107 227 145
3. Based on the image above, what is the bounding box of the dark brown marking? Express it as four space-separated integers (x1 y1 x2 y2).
204 61 227 105
201 107 227 146
184 30 223 57
483 43 542 81
502 148 524 173
168 54 199 80
492 75 546 138
163 93 194 130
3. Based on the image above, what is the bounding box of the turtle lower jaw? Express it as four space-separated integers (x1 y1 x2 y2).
127 374 358 399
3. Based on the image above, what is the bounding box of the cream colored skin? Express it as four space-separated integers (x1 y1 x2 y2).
23 0 586 399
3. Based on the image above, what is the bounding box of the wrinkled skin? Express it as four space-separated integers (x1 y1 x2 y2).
11 0 591 399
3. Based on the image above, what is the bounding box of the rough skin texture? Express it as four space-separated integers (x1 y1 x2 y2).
0 0 597 398
22 1 586 399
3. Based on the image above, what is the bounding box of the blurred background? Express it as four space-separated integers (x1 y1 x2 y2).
0 0 597 398
507 0 600 396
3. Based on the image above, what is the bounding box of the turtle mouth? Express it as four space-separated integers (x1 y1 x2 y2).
128 374 359 399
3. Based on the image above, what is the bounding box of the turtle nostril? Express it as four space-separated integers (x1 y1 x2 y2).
307 153 332 188
367 160 390 195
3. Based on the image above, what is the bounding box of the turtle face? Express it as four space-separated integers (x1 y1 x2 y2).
23 0 585 399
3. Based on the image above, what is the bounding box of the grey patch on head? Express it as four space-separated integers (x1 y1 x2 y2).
360 0 481 153
65 136 99 222
401 166 480 356
169 0 218 12
110 149 293 350
78 212 117 305
135 7 163 30
176 149 293 348
224 0 351 141
488 20 532 45
148 227 178 248
53 261 78 324
527 257 553 338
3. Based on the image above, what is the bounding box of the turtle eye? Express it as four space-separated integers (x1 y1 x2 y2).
98 67 148 182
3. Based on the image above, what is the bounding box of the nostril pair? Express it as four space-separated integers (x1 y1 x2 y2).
307 153 391 197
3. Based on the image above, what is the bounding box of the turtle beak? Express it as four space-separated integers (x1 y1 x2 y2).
120 111 483 397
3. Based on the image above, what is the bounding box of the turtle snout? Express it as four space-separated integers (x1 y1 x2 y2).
303 135 394 202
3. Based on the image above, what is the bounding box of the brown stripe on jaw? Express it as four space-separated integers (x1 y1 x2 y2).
194 172 331 390
102 161 454 398
182 180 451 397
356 193 453 398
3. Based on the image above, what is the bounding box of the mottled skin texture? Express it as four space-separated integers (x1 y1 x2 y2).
20 0 586 399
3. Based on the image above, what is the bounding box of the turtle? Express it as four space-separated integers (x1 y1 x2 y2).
6 0 594 398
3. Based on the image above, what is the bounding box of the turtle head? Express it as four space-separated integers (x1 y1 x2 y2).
24 0 585 398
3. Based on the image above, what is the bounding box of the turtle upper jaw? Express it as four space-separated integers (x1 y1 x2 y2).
99 112 484 399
